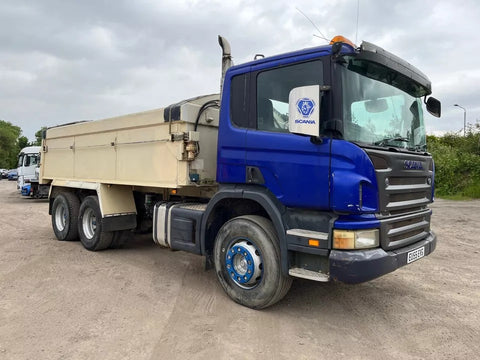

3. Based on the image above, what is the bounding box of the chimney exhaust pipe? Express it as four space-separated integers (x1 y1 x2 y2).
218 35 233 101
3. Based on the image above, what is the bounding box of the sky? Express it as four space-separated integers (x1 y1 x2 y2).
1 0 479 141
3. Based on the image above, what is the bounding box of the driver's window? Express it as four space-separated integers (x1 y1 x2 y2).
256 60 323 133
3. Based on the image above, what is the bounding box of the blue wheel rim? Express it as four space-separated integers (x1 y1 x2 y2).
225 239 263 289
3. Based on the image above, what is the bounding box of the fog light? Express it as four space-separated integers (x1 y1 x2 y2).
333 229 379 250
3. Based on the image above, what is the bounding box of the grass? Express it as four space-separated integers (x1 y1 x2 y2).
435 194 476 201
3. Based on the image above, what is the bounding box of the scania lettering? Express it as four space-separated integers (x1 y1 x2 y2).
295 119 316 124
40 35 441 309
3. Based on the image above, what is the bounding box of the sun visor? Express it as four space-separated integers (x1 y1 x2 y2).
353 41 432 97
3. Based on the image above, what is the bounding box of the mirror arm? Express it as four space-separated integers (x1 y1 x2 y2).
310 136 324 145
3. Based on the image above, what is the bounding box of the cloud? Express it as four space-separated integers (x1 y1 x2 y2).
0 0 479 140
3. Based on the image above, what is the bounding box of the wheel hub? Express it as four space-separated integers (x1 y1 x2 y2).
225 240 262 288
55 204 66 231
82 208 97 240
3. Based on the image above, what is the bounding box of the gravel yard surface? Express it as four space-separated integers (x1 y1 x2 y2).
0 180 479 359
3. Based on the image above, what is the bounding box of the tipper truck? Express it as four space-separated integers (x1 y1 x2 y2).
40 35 441 309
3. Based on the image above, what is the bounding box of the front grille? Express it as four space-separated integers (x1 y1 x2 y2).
366 148 434 250
379 209 431 250
389 207 424 216
388 176 426 186
385 177 431 215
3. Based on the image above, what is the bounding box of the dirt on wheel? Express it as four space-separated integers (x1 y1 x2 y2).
0 179 479 359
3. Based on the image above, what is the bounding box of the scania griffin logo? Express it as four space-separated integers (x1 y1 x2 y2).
404 160 424 170
296 98 315 118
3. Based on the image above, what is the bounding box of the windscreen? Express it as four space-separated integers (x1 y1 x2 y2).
340 59 427 152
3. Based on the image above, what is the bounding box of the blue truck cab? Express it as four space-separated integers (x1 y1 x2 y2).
208 36 440 306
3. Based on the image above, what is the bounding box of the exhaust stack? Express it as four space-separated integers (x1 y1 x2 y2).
218 36 233 100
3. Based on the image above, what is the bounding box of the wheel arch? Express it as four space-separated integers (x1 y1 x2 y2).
201 185 288 274
49 185 95 215
49 182 137 232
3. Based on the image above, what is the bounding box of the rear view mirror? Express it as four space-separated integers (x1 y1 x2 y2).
364 99 388 113
426 97 441 118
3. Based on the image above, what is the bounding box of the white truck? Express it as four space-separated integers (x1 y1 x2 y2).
40 36 440 308
16 146 49 198
17 146 41 191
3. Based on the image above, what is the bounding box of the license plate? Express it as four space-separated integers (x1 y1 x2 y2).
407 246 425 264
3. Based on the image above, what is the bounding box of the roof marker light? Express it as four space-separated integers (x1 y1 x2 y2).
329 35 357 48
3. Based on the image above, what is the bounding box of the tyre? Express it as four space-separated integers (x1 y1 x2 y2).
51 192 80 241
214 215 292 309
78 196 113 251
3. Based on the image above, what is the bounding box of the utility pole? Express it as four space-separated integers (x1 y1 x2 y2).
454 104 467 136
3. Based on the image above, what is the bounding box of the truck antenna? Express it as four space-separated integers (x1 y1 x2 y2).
355 0 360 45
295 7 329 42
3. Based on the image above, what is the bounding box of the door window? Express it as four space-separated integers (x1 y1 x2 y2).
256 61 323 132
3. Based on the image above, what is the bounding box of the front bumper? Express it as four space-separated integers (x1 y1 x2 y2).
329 230 437 284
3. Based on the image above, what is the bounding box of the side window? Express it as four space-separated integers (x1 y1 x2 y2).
256 60 323 132
17 154 24 167
230 73 249 128
28 154 38 166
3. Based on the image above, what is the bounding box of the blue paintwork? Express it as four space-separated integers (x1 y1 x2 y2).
245 131 331 209
217 42 379 217
329 141 380 229
21 184 31 196
217 66 250 184
216 118 247 184
231 43 353 74
330 140 379 214
334 213 380 230
7 169 18 180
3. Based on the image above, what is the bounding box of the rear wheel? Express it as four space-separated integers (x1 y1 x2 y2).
213 215 292 309
78 196 113 251
51 192 80 241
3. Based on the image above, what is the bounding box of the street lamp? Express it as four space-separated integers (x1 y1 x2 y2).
453 104 466 136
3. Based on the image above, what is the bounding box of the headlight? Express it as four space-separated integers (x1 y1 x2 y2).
333 229 379 250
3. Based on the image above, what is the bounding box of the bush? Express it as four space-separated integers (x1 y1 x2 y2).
427 129 480 198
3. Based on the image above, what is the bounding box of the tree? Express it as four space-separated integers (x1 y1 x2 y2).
34 127 47 146
0 120 22 169
18 136 30 150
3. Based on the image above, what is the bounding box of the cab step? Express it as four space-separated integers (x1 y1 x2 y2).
288 267 330 282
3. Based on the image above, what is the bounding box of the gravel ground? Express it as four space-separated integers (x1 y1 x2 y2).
0 179 479 360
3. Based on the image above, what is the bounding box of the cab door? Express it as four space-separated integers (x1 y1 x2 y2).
216 69 251 184
245 58 332 209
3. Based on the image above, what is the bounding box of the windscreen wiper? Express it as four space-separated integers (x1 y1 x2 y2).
375 137 409 147
408 144 428 154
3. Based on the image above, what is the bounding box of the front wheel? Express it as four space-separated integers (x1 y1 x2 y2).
213 215 292 309
78 196 113 251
